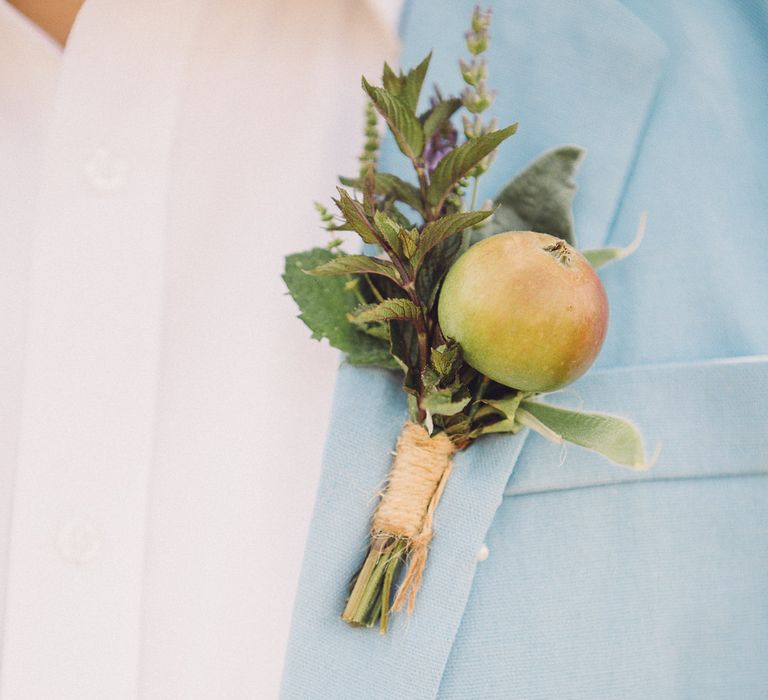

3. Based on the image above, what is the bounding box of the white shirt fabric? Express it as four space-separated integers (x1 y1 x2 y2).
0 0 398 697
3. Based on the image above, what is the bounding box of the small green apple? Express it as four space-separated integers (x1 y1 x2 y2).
437 231 608 392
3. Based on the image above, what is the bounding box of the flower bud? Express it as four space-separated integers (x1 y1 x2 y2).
471 6 492 33
459 57 488 86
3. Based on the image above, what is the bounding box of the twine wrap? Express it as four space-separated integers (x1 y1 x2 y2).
372 422 456 614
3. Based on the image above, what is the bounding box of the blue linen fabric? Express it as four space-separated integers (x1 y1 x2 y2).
281 1 768 698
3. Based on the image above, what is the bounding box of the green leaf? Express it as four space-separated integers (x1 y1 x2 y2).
339 173 423 213
389 320 420 395
423 389 471 417
362 162 376 217
518 399 647 469
412 210 493 269
382 62 401 94
400 52 432 112
427 124 518 206
398 227 419 259
422 98 463 139
282 248 395 367
307 254 401 283
482 393 526 434
415 232 463 311
583 212 647 269
481 146 585 245
430 341 462 377
373 211 402 253
362 77 425 160
334 188 378 244
348 298 422 325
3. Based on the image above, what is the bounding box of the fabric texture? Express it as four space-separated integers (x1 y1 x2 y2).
282 1 768 698
0 0 396 697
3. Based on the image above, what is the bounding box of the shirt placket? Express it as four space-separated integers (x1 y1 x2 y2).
0 0 202 696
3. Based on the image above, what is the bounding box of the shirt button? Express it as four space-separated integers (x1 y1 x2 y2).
83 146 127 192
57 518 102 564
476 543 489 562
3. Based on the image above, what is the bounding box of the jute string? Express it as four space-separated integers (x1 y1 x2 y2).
372 422 456 614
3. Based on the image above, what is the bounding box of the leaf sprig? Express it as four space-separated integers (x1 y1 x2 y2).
283 6 647 468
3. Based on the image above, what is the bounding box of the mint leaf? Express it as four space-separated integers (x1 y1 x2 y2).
422 98 462 139
382 62 401 95
373 211 402 254
306 254 401 283
363 77 425 160
334 188 378 244
283 248 395 367
426 124 518 206
400 52 432 112
348 298 422 325
518 399 647 469
412 210 493 270
339 173 423 214
481 146 584 245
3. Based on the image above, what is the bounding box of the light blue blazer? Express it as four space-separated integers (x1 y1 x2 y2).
282 1 768 697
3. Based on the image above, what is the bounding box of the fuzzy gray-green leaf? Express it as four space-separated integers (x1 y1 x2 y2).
426 124 517 206
481 146 585 245
519 399 647 469
482 393 526 434
583 212 646 269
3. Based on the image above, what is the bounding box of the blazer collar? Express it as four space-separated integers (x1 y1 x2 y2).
282 2 668 697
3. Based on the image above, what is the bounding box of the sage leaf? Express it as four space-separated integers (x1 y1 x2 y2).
480 146 585 245
283 248 395 367
426 123 518 206
348 298 422 325
519 399 647 469
583 212 647 269
412 210 493 270
307 254 401 283
482 393 526 434
363 77 425 160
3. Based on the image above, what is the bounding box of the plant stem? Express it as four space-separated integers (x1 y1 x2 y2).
469 174 481 211
342 537 406 630
460 174 482 254
468 374 490 422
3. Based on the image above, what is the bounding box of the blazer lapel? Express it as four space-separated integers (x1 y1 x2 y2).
281 364 530 699
282 2 668 698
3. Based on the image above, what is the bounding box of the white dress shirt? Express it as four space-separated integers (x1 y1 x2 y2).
0 0 398 696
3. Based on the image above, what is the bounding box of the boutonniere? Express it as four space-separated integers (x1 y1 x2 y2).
283 6 649 634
